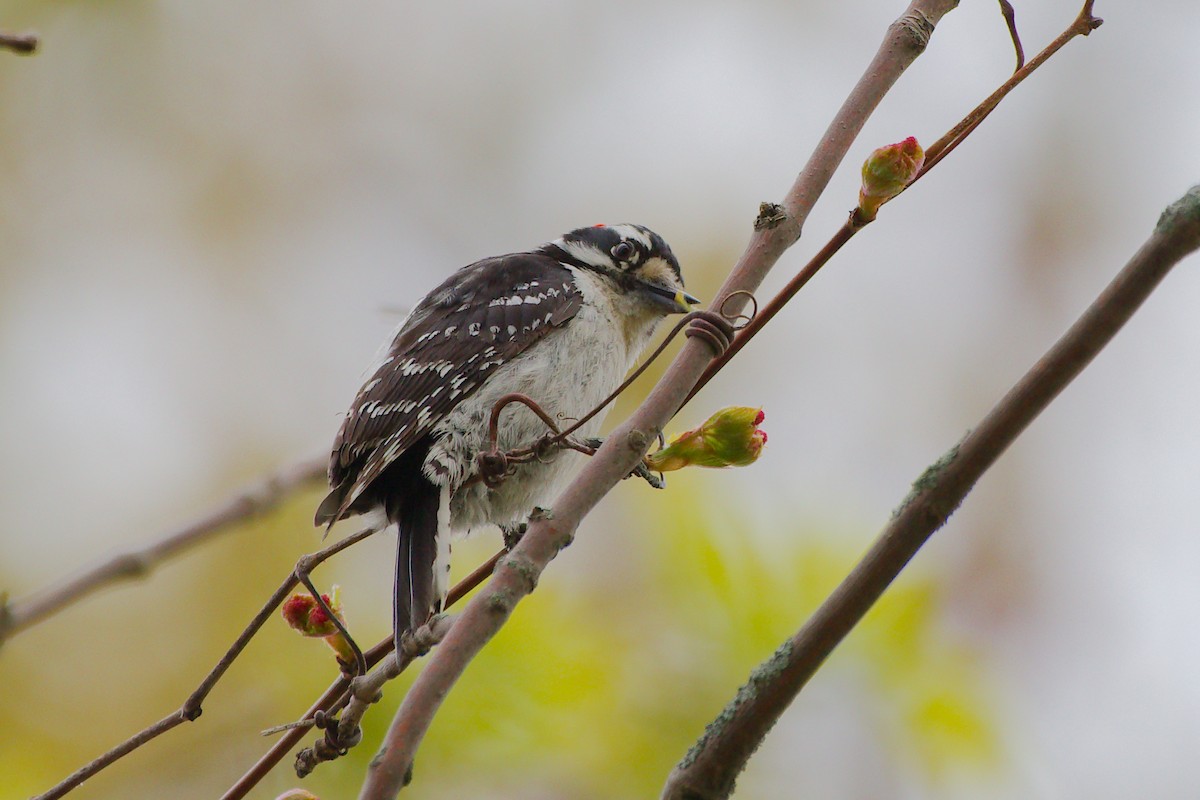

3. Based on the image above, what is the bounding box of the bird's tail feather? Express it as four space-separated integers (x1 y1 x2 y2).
392 478 442 652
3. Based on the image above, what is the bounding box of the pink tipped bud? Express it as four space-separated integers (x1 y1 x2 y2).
858 136 924 221
281 586 355 663
282 588 342 637
645 407 767 472
281 593 321 635
274 791 320 800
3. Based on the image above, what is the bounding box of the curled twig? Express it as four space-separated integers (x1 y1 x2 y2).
472 309 742 492
997 1 1024 72
550 309 739 443
718 290 759 329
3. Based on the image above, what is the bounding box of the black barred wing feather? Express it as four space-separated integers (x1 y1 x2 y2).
315 252 583 525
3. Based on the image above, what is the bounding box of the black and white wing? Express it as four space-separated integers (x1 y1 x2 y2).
315 252 584 525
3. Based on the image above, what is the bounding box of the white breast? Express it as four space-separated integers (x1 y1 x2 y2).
429 266 662 532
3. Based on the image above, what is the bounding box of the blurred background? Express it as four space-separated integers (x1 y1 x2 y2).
2 1 1199 798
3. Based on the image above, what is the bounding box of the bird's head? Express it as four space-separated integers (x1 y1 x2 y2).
547 223 699 315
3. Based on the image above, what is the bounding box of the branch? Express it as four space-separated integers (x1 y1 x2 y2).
997 0 1024 72
918 1 1101 175
31 523 377 800
218 551 504 800
1 457 327 645
357 2 962 795
686 1 1103 405
0 29 37 54
292 616 455 778
660 186 1200 800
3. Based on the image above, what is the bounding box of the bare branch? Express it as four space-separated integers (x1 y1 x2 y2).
919 2 1102 175
292 616 455 778
217 551 504 800
997 1 1024 72
32 524 377 800
688 1 1104 405
356 2 964 795
660 186 1200 800
1 457 326 645
31 712 188 800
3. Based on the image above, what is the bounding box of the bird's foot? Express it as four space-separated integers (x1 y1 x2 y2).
630 460 666 490
500 522 527 550
581 436 665 489
400 614 446 658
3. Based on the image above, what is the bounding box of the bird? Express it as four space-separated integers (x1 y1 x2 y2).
314 223 698 656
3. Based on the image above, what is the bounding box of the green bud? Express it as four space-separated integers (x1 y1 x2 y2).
645 407 767 472
858 136 924 221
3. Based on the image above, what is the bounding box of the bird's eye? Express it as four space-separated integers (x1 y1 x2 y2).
611 241 636 262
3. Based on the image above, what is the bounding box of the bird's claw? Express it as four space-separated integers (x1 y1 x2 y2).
630 460 666 490
584 436 665 489
500 522 528 550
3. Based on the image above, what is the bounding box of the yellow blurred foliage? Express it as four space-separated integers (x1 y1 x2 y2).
4 464 1002 799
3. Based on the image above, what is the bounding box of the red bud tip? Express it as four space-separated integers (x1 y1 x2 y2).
281 594 315 630
644 406 767 471
308 594 334 627
857 137 925 221
281 587 345 638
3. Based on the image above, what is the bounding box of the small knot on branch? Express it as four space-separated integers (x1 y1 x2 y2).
1078 0 1103 34
893 10 935 53
753 202 787 230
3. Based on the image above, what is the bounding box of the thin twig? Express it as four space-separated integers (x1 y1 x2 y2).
919 1 1102 175
32 524 378 800
1 457 327 646
293 616 455 778
686 222 857 405
686 1 1103 407
295 570 367 677
997 0 1024 72
356 2 963 796
31 712 188 800
219 550 503 800
0 29 37 54
660 184 1200 800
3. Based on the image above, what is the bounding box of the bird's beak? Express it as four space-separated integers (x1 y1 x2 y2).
640 282 701 314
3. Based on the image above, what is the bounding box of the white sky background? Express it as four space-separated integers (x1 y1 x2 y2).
2 1 1199 797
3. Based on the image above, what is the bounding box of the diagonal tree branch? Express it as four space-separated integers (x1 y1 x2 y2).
357 2 963 796
1 456 326 646
685 0 1104 405
660 185 1200 800
218 549 503 799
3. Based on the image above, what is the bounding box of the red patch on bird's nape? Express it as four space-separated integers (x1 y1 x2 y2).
592 223 607 228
